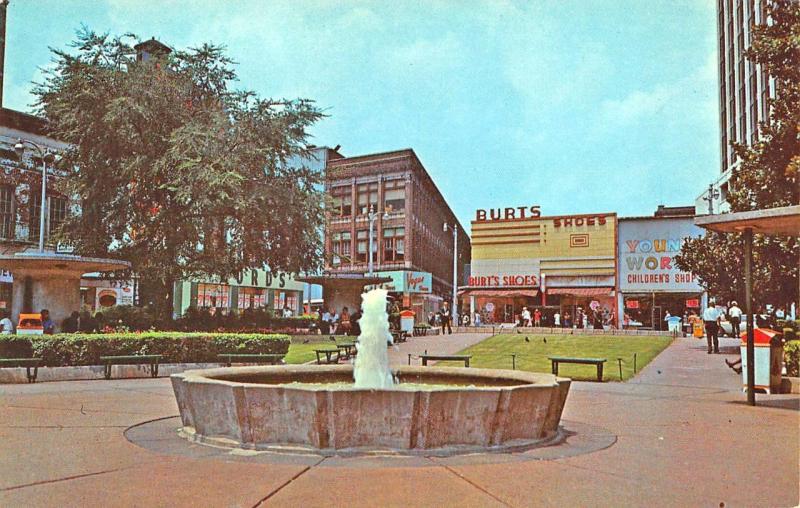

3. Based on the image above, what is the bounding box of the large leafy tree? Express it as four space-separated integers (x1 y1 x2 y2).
675 0 799 309
35 29 325 318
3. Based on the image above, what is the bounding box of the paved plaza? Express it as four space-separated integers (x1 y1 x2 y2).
0 334 797 507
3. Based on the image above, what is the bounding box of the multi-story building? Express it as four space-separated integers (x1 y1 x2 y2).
323 148 470 319
696 0 774 214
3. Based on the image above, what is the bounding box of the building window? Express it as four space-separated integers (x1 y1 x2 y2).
29 194 68 244
383 180 405 213
356 182 378 214
197 283 230 310
273 291 298 313
383 227 405 262
0 186 14 239
331 231 351 266
237 287 267 310
330 186 352 217
356 229 370 263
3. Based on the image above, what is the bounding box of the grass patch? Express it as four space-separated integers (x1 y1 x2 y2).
285 335 352 364
455 333 673 381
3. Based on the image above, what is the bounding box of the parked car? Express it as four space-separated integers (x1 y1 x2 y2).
17 314 44 335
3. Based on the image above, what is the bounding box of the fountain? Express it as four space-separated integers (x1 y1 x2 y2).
171 289 571 455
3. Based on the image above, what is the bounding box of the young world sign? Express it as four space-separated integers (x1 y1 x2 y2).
618 217 704 292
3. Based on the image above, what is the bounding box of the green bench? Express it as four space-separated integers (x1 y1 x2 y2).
336 342 357 360
314 349 340 365
419 354 471 367
218 353 285 367
548 356 607 382
0 358 43 383
100 355 162 380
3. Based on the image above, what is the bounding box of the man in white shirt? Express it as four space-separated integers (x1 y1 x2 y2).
521 307 532 327
553 311 561 328
727 301 742 338
703 300 722 354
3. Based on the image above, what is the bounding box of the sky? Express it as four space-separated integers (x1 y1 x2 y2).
3 0 721 233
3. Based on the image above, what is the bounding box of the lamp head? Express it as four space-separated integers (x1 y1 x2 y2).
14 140 25 158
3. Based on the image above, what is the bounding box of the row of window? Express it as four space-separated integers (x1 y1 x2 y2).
0 186 68 242
330 180 406 218
195 283 299 312
331 227 405 266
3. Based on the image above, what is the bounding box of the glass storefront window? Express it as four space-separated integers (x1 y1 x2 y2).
237 287 267 310
197 283 230 310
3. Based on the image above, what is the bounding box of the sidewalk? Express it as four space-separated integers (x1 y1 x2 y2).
0 334 797 507
387 331 492 366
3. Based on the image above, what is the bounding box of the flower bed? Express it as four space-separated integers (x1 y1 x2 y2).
0 332 290 367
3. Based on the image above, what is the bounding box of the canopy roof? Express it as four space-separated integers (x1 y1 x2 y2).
694 205 800 236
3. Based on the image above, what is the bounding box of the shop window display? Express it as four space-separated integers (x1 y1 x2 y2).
237 287 267 310
197 283 230 313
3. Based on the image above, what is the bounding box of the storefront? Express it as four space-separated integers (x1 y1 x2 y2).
618 215 706 330
81 276 136 312
173 269 305 317
460 206 618 326
374 270 439 323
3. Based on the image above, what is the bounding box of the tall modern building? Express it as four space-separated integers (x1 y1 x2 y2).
697 0 775 215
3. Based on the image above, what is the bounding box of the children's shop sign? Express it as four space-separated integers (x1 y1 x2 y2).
618 218 704 292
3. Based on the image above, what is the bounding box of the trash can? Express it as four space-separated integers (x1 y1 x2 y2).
400 310 415 334
740 328 783 394
692 321 704 338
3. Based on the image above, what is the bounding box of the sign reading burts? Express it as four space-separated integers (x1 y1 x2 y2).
468 274 539 287
475 205 541 222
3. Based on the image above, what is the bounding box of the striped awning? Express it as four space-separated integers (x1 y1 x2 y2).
546 287 612 297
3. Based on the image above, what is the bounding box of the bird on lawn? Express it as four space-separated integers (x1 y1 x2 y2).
302 339 310 344
516 329 521 334
329 336 336 342
524 336 530 343
543 337 547 344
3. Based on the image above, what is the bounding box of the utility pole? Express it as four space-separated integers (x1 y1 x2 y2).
0 0 9 108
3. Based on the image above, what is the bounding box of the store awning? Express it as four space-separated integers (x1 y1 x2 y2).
458 288 538 298
546 287 612 297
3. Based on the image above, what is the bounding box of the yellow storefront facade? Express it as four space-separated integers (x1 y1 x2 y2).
461 207 618 327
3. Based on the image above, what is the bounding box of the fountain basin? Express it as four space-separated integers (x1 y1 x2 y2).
171 365 571 455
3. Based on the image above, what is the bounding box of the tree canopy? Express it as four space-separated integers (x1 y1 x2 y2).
675 0 799 309
35 29 325 316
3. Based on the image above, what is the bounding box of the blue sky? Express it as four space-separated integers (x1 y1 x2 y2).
3 0 720 232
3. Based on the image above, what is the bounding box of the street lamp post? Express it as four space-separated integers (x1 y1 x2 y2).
703 183 721 215
366 205 389 276
443 222 458 323
14 139 56 253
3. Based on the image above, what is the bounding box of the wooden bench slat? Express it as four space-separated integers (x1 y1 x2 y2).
548 357 606 382
100 355 162 380
419 354 471 367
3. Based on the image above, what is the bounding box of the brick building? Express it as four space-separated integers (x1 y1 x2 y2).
324 149 470 319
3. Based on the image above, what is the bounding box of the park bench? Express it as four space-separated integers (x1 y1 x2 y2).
419 354 471 367
217 353 285 367
314 349 340 365
0 358 42 383
548 356 607 382
100 355 162 380
390 330 408 343
336 342 357 360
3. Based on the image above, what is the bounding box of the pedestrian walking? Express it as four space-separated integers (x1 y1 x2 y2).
521 307 532 327
703 300 722 354
727 301 742 338
533 308 542 327
441 303 453 335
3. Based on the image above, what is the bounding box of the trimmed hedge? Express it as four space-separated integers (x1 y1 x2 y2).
785 340 800 378
0 332 290 367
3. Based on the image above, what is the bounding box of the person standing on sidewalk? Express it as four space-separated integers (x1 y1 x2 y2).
703 300 722 354
441 302 453 335
727 301 742 338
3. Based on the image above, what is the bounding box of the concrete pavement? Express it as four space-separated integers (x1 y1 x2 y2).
0 334 797 507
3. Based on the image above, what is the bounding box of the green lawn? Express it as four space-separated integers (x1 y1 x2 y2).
284 336 351 364
453 333 673 381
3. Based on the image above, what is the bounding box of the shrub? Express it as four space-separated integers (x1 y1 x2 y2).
100 305 160 332
785 340 800 378
0 332 290 367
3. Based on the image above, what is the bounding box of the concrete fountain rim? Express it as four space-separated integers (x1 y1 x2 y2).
172 364 566 392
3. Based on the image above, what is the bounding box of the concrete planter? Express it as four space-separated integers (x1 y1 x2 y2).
172 365 571 456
